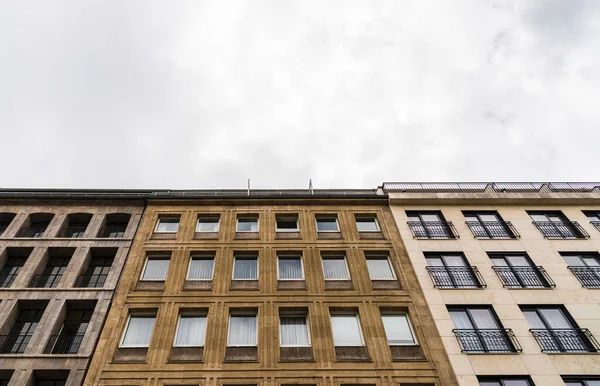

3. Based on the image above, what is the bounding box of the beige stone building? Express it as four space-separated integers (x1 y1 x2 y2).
0 190 144 385
382 182 600 386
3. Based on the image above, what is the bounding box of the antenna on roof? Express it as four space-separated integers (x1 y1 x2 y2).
247 179 250 196
309 179 313 194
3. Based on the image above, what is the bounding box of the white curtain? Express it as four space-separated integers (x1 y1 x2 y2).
175 316 206 346
280 316 309 346
122 316 156 346
228 315 257 346
322 258 350 280
188 259 214 280
366 259 394 279
233 259 258 279
331 315 363 346
449 311 473 329
278 258 302 279
470 309 499 329
142 259 170 280
382 314 414 345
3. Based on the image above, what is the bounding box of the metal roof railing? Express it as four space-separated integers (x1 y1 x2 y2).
382 182 600 193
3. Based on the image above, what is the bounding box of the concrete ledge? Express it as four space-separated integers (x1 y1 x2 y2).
234 232 259 240
277 280 307 290
359 232 384 240
230 280 259 291
371 280 401 290
335 346 370 361
275 232 301 240
224 346 258 362
193 232 219 240
183 280 212 290
113 347 148 363
169 346 203 362
279 346 314 361
317 232 343 240
390 345 426 361
325 281 353 290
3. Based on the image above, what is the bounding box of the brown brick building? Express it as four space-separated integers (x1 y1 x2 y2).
83 190 457 386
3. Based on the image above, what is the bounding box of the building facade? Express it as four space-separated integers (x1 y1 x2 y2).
83 190 456 386
0 191 144 385
383 182 600 386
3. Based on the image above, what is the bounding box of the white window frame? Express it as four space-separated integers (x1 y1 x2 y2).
195 215 220 233
330 313 365 346
276 254 305 280
380 312 418 346
227 313 258 347
276 215 299 232
232 255 259 281
140 256 170 281
173 313 207 347
355 216 380 232
154 217 180 233
321 255 351 281
119 314 156 348
186 255 215 281
236 215 259 232
365 256 397 280
279 314 312 347
315 216 340 232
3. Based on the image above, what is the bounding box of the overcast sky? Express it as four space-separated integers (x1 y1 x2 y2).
0 1 598 189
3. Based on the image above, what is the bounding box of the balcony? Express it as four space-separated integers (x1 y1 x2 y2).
568 266 600 288
56 226 87 238
466 221 519 239
98 226 126 238
492 266 555 288
46 333 85 354
0 273 19 288
453 329 521 353
426 266 486 288
75 274 108 288
591 221 600 232
16 226 47 238
532 221 589 239
408 221 459 239
0 334 32 354
530 328 600 353
29 274 63 288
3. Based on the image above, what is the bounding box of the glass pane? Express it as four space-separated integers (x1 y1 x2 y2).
449 311 473 329
122 316 156 346
503 380 530 386
277 220 298 231
156 220 179 233
506 255 530 267
228 315 257 346
530 214 549 221
442 255 466 267
426 257 444 266
237 220 258 232
142 259 170 281
469 309 499 329
421 213 441 222
366 259 395 279
316 218 338 231
188 259 214 280
539 309 572 329
563 255 585 266
490 258 509 266
278 258 303 279
331 315 363 346
382 314 415 345
280 316 309 346
479 382 500 386
583 257 600 266
233 259 258 280
196 220 218 232
322 258 350 280
356 218 379 232
479 213 500 222
175 316 206 346
523 310 545 329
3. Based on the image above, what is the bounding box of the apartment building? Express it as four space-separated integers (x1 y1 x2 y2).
382 182 600 386
83 190 456 386
0 190 144 385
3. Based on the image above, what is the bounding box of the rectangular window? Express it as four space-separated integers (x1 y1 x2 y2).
528 211 587 239
278 255 304 280
316 216 339 232
233 255 258 280
381 313 416 345
155 217 179 233
563 378 600 386
449 306 517 353
276 215 299 232
355 216 380 232
562 252 600 288
322 255 350 280
196 215 220 232
425 253 483 288
187 255 214 281
464 211 517 239
174 314 207 347
489 253 552 288
279 314 310 346
121 314 156 347
479 377 534 386
366 256 395 280
330 314 364 346
141 257 170 281
0 256 25 288
228 313 257 346
237 215 258 232
406 211 456 239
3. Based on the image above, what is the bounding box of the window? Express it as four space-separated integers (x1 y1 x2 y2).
562 252 600 288
174 314 207 347
280 313 310 346
489 253 553 288
584 211 600 232
522 306 598 353
233 255 258 280
406 211 457 239
366 255 395 280
563 378 600 386
464 211 518 239
121 314 156 347
31 254 71 288
330 314 364 346
141 257 170 281
0 212 16 236
381 313 416 345
77 248 115 288
478 377 533 386
228 313 257 346
17 213 54 238
449 306 518 353
322 255 350 280
278 255 304 280
58 213 91 238
0 249 28 288
425 253 484 288
155 217 179 233
528 211 588 239
32 370 70 386
49 304 94 354
99 213 130 238
187 255 214 281
355 215 380 232
237 215 258 232
276 215 299 232
196 215 220 233
0 305 46 354
316 216 339 232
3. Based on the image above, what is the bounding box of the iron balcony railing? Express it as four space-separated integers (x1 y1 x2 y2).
15 226 48 238
466 221 519 239
56 226 87 238
568 266 600 288
46 333 85 354
426 266 486 288
98 226 126 238
530 328 600 353
29 274 63 288
0 273 19 288
0 333 33 354
492 266 555 288
453 329 522 353
591 221 600 232
532 221 589 239
408 221 460 239
75 274 108 288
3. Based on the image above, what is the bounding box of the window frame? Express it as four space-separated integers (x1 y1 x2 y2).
276 254 305 280
330 312 365 346
321 255 351 281
195 215 220 233
173 313 207 347
355 215 381 233
380 311 418 346
236 215 259 233
232 254 259 281
227 312 258 347
276 215 299 232
186 254 215 281
478 376 534 386
119 313 156 348
154 217 180 234
315 215 340 232
140 256 170 282
365 254 397 280
278 313 312 347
